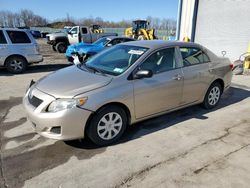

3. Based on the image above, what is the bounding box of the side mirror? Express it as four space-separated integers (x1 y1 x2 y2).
106 43 112 47
134 69 153 79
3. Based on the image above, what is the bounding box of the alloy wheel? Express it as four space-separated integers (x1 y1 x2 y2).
10 60 23 71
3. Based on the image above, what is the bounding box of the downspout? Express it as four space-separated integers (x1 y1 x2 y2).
176 0 183 40
191 0 199 42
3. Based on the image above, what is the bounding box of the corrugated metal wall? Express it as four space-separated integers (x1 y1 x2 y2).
195 0 250 62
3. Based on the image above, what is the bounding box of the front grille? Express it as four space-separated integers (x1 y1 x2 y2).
28 95 43 108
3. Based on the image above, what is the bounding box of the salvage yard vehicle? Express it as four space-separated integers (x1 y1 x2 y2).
125 20 157 40
23 40 232 146
0 28 43 73
30 30 42 38
65 36 135 62
46 25 118 53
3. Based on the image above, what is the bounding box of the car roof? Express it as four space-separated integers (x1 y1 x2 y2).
0 27 29 32
120 40 202 49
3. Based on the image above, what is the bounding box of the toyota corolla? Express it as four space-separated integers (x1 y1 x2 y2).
23 40 232 145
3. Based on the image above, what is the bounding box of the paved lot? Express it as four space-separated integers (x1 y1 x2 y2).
0 39 250 188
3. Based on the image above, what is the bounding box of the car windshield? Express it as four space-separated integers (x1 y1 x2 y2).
84 45 148 76
93 37 111 46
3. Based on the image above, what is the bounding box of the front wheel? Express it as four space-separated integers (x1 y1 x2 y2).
202 82 222 109
56 42 67 53
87 106 127 146
137 35 146 40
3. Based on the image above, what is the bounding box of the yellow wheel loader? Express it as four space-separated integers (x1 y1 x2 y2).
91 25 104 33
125 20 157 40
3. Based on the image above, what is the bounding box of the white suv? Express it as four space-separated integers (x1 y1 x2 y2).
0 28 43 73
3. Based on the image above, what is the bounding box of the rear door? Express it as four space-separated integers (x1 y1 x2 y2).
0 30 8 65
5 30 34 57
133 47 184 118
80 27 92 43
179 47 214 104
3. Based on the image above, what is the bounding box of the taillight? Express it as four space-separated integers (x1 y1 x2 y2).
230 64 234 70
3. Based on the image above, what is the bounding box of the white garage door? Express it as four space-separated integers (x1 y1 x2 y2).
195 0 250 62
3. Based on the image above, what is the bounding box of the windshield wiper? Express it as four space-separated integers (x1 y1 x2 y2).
85 65 106 76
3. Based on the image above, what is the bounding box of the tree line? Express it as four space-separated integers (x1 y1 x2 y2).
0 9 176 31
0 9 48 27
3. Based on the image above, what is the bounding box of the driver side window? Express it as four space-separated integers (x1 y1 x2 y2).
139 48 177 74
70 27 78 34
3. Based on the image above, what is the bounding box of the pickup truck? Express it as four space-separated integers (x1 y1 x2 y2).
46 26 118 53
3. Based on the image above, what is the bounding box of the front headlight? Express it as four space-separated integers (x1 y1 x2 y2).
47 98 87 112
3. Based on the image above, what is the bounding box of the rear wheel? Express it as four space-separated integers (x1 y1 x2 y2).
87 106 127 146
56 42 67 53
202 82 222 109
137 35 146 40
5 56 27 74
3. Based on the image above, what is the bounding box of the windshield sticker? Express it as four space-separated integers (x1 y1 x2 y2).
128 50 145 55
113 68 123 73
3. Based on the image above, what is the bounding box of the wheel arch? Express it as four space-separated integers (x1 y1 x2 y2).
4 54 28 66
55 37 69 45
211 78 225 93
84 102 132 136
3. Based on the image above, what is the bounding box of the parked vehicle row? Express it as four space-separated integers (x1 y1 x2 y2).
23 40 233 146
65 36 135 62
0 28 43 73
46 25 118 53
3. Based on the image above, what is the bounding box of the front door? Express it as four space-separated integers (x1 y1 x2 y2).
68 27 79 44
133 47 183 119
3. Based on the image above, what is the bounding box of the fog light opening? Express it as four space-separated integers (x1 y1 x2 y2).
50 126 61 134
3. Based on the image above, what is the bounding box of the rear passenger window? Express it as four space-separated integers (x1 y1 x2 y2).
180 47 210 66
7 31 31 44
0 31 7 44
82 28 88 34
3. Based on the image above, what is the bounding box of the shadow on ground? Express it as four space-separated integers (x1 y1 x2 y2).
67 85 250 147
0 63 70 76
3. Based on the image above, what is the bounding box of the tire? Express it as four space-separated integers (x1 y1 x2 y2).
202 82 222 109
87 106 128 146
137 35 146 40
55 42 67 53
5 56 27 74
52 45 57 52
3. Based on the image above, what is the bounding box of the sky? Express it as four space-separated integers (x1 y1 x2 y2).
0 0 179 22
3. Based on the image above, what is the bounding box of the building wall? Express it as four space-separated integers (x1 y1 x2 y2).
178 0 196 41
195 0 250 61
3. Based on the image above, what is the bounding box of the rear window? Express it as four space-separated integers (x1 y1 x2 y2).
0 31 7 44
7 30 31 44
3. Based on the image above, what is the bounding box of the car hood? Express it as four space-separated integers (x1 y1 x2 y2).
66 42 104 56
47 32 67 37
35 66 112 98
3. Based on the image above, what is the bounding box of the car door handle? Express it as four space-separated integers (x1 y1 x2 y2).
0 46 6 49
172 74 183 81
